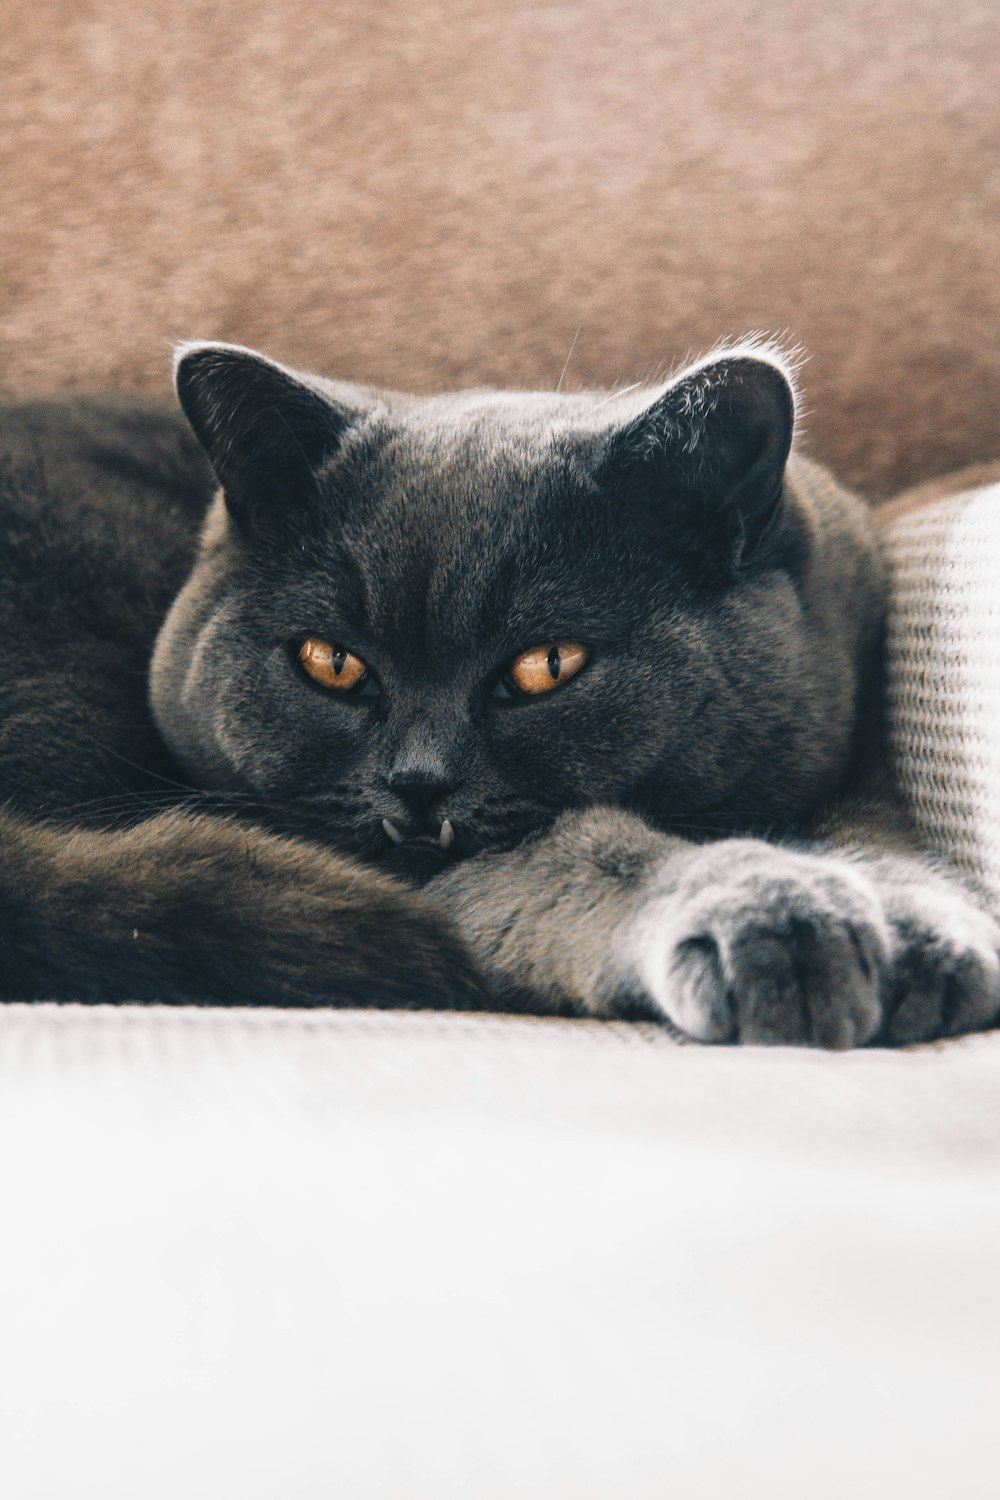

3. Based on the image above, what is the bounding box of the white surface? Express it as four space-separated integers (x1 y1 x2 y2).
1 1005 999 1499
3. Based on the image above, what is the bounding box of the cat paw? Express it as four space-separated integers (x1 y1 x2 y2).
876 877 1000 1044
630 842 1000 1048
632 842 890 1047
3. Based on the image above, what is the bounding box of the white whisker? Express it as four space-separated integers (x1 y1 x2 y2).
555 327 582 393
587 382 643 415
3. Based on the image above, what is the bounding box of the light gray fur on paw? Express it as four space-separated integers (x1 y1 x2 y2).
628 841 1000 1048
872 869 1000 1044
629 842 889 1047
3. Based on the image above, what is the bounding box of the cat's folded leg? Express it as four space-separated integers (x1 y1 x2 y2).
430 807 1000 1047
0 809 486 1007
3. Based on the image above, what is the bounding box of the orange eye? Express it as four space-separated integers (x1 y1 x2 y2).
508 642 589 696
298 637 368 691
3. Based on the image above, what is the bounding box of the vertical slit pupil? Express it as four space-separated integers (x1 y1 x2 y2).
333 650 346 676
547 646 561 680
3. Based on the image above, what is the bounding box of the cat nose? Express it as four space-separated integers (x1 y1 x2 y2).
386 768 455 825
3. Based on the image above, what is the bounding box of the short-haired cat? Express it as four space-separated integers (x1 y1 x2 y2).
1 340 996 1044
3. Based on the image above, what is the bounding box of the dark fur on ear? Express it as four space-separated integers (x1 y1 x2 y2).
173 341 355 528
602 344 798 571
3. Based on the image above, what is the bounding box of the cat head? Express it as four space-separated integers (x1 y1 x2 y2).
150 338 883 876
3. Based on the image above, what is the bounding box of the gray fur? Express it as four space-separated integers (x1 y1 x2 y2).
434 787 1000 1045
1 341 997 1043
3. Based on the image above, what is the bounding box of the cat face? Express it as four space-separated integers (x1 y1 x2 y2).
151 340 878 876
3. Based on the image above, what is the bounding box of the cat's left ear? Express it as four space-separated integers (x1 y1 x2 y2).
174 341 356 529
600 346 797 571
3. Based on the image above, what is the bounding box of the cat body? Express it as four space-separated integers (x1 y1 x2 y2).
1 343 996 1043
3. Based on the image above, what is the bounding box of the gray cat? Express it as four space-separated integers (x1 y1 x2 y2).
1 338 996 1044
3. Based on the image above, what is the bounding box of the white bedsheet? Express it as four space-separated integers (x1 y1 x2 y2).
1 1004 998 1499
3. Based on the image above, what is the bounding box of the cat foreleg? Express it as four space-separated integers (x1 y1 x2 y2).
431 806 1000 1047
430 807 704 1022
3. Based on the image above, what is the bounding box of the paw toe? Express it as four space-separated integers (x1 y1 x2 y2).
667 934 736 1042
733 920 881 1049
885 922 1000 1044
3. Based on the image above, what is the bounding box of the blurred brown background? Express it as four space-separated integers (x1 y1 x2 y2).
2 0 997 499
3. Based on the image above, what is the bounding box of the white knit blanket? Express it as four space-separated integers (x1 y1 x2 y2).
883 482 1000 906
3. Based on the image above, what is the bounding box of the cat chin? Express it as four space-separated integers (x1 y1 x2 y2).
380 841 455 885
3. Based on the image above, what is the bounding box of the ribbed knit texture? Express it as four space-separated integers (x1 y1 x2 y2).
883 483 1000 907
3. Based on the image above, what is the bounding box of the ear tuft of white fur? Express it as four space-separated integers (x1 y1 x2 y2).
585 333 807 457
171 339 284 394
608 333 805 462
666 332 806 423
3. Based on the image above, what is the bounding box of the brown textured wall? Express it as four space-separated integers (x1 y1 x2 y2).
2 0 998 498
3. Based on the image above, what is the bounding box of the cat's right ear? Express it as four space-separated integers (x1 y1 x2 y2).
173 342 355 529
596 343 798 573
